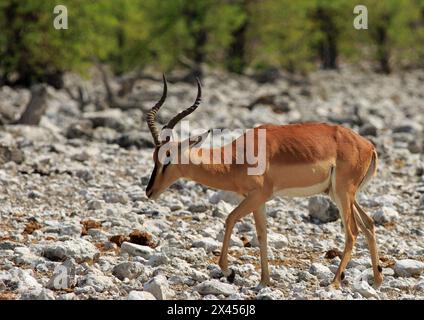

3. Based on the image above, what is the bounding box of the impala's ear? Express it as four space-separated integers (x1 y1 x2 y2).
177 129 208 149
189 129 211 148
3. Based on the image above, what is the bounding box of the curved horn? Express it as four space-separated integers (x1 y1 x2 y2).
146 74 167 146
164 77 202 130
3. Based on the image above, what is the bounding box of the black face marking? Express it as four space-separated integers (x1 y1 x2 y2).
378 265 383 273
146 165 158 193
161 164 169 173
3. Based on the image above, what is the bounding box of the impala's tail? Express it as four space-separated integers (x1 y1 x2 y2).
358 149 378 191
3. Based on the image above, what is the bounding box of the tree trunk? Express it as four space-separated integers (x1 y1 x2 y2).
227 18 248 73
375 26 391 74
314 7 339 69
15 85 49 125
182 5 207 78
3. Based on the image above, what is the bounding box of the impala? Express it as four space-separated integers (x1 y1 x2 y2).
145 75 383 289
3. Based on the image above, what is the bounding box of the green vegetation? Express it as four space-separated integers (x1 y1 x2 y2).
0 0 423 86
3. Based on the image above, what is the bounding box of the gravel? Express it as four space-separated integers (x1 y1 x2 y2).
0 68 423 300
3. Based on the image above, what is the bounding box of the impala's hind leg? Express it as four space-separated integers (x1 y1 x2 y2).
353 200 383 288
330 192 358 288
328 164 359 288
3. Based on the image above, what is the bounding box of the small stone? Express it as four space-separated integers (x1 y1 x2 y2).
143 275 174 300
57 293 76 300
251 233 288 249
0 240 23 250
212 201 233 218
194 279 236 296
42 239 99 263
128 290 156 300
21 288 55 300
392 122 422 134
415 278 424 291
256 287 285 300
46 258 76 290
297 270 318 282
359 123 378 137
192 238 220 253
87 199 103 210
7 268 42 293
394 259 424 277
352 279 378 298
147 253 169 267
188 203 209 213
71 151 89 162
419 195 424 208
372 206 399 225
77 272 117 293
120 242 155 259
66 121 93 139
388 278 412 290
112 262 145 281
103 192 129 205
209 191 241 205
308 196 339 223
268 233 288 249
114 131 155 149
309 263 333 280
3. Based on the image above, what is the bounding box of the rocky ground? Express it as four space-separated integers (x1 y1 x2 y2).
0 67 423 300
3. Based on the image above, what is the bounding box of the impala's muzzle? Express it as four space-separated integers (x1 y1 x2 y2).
146 165 158 199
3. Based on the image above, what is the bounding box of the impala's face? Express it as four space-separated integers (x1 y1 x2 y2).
145 131 210 200
145 75 204 200
146 143 181 200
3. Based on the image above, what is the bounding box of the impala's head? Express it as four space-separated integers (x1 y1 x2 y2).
145 75 207 200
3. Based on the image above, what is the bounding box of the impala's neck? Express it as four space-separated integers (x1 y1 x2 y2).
177 147 236 191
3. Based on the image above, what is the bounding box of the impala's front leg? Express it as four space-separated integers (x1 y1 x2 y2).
253 204 270 287
218 190 268 282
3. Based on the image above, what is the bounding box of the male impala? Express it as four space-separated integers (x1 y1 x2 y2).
145 75 383 289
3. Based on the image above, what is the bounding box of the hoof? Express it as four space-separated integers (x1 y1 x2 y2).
226 269 236 283
329 281 341 290
372 276 384 289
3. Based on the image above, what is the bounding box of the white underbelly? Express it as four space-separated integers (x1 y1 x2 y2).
273 174 331 198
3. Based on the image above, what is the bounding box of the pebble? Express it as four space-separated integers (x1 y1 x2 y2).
128 290 156 300
112 261 145 281
352 279 378 299
194 280 237 296
256 288 285 300
308 196 339 223
42 239 100 263
46 258 76 290
394 259 424 277
192 238 220 252
371 206 399 225
77 272 117 293
143 275 174 300
120 242 155 259
309 263 334 280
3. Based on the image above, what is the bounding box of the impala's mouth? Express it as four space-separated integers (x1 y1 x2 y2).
146 188 160 200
